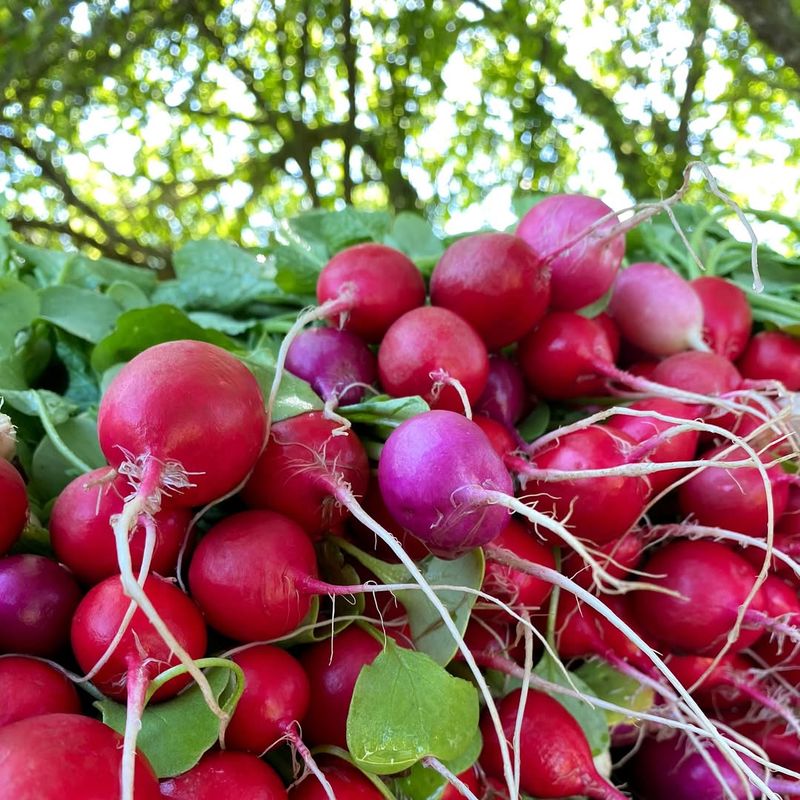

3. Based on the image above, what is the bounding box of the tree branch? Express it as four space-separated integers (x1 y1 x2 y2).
342 0 357 203
725 0 800 75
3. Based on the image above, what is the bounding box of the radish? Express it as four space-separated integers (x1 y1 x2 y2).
479 687 626 799
607 262 707 356
0 458 27 556
316 243 426 343
516 193 625 311
188 510 317 643
677 444 790 538
242 412 369 539
0 410 16 461
738 331 800 390
0 713 161 800
472 415 517 459
50 467 190 585
630 732 765 800
285 327 377 406
159 750 287 799
561 527 644 591
593 312 621 361
289 755 384 799
729 718 800 775
299 626 383 749
0 657 80 727
650 351 742 400
474 354 528 428
430 232 550 349
0 555 81 656
377 306 489 413
691 276 752 360
441 767 482 800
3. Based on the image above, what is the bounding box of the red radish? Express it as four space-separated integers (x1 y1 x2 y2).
516 194 625 311
0 459 26 556
0 713 161 800
691 276 752 360
729 718 800 774
441 767 481 800
430 232 550 349
479 687 626 799
225 645 310 754
0 555 81 656
738 330 800 390
289 756 384 799
378 307 489 412
285 327 377 405
70 574 207 701
630 732 764 800
480 519 555 619
376 410 513 555
519 425 650 545
561 528 644 591
0 411 15 460
316 243 425 343
630 540 765 655
593 312 621 361
757 574 800 623
242 412 369 538
188 510 317 643
474 354 528 428
49 468 190 585
299 626 383 749
159 750 287 799
472 415 517 459
0 657 80 727
627 360 659 379
97 340 267 508
678 444 789 538
605 398 700 493
461 617 533 665
608 262 707 356
651 351 742 400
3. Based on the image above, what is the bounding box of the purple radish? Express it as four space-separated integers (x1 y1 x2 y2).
474 354 528 427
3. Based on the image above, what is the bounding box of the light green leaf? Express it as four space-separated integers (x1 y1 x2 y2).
187 311 260 335
575 660 654 727
106 280 151 310
347 640 479 775
385 213 444 275
339 395 430 438
39 285 122 342
0 276 40 353
0 388 76 424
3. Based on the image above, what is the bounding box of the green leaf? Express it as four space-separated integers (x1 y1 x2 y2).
339 395 430 438
90 305 236 373
575 660 654 727
0 388 76 424
290 208 393 254
517 402 550 443
187 311 260 335
347 640 479 775
533 654 610 756
55 333 100 408
38 285 122 343
106 281 151 310
271 240 327 295
0 276 40 353
96 667 235 779
9 520 52 557
336 538 483 665
385 213 444 275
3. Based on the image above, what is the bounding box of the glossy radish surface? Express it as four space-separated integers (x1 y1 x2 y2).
0 657 80 727
474 354 528 427
738 330 800 389
288 756 384 799
691 276 752 360
0 459 27 556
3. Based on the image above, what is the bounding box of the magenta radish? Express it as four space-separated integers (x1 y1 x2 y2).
316 243 426 343
630 732 764 800
630 540 766 655
479 687 626 799
0 459 27 557
299 626 383 749
289 755 384 799
730 718 800 774
0 657 80 727
0 713 161 800
159 750 287 799
285 327 377 405
677 444 789 538
607 262 707 356
738 330 800 390
0 555 81 656
430 232 550 349
242 411 369 538
377 306 489 412
516 193 625 312
561 527 644 591
49 468 190 585
188 510 317 642
691 276 752 360
474 354 528 428
225 645 310 754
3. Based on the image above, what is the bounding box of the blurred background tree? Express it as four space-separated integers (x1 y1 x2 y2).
1 0 798 268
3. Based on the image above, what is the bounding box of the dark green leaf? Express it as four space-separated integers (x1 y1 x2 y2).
38 285 122 343
55 334 100 408
347 640 479 775
517 402 550 443
0 276 40 353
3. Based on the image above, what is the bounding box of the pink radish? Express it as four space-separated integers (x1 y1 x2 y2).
691 276 752 360
651 351 742 399
474 354 528 427
516 194 625 311
316 243 425 343
159 750 287 799
242 412 369 538
377 306 489 413
607 262 707 356
430 232 550 349
0 555 81 656
0 459 26 556
738 331 800 390
0 657 80 727
49 467 189 585
188 510 317 643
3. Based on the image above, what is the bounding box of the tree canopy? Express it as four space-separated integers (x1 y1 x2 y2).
2 0 799 268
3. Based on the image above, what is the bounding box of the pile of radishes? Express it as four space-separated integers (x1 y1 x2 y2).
2 189 800 800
